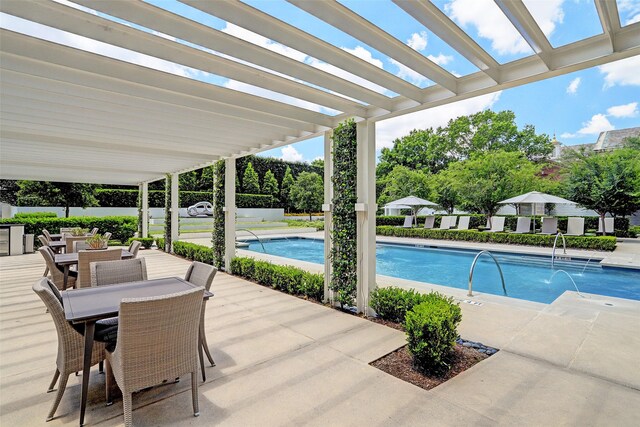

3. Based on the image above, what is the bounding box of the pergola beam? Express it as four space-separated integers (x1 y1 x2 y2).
392 0 501 83
181 0 426 102
595 0 622 51
289 0 458 94
72 0 394 111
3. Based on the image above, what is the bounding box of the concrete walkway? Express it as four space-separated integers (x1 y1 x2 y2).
1 249 639 426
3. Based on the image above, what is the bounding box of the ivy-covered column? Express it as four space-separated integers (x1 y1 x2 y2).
212 161 225 269
330 119 357 308
322 130 333 304
356 120 376 314
141 182 149 238
224 158 236 271
170 172 179 252
164 174 172 252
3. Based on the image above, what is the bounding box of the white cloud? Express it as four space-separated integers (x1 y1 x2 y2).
577 114 614 135
280 145 304 162
427 54 454 66
560 132 577 139
566 77 581 94
522 0 564 38
598 56 640 88
342 45 384 68
606 102 638 118
446 0 530 55
626 13 640 25
618 0 640 24
376 91 502 149
407 31 428 51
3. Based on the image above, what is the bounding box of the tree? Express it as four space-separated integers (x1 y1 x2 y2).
377 110 553 179
242 162 260 194
563 149 640 234
310 158 325 173
262 169 279 201
377 165 431 207
289 172 323 220
0 180 19 205
280 166 295 212
446 151 542 225
429 170 460 214
16 181 98 217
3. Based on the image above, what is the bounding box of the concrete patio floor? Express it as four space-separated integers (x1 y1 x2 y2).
1 248 639 426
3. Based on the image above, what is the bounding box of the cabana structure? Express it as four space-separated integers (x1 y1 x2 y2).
1 0 639 312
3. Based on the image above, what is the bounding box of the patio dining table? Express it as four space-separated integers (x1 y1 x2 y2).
63 277 213 426
55 249 133 290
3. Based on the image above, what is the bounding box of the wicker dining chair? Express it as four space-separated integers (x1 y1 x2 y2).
37 235 51 276
89 227 99 236
64 236 89 254
127 240 142 258
73 241 91 252
103 232 112 242
185 261 217 380
105 287 204 427
32 278 106 422
38 247 76 290
90 258 147 287
77 249 122 288
42 229 53 242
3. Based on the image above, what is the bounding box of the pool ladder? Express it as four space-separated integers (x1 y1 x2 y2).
551 232 567 268
468 250 507 297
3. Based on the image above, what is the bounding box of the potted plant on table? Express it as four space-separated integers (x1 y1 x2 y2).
86 233 109 250
70 227 89 236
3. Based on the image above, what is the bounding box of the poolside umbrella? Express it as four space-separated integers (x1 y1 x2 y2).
385 195 437 227
498 191 576 232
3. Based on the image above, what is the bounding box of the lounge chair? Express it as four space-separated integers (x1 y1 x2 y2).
448 216 458 229
439 216 451 230
540 217 558 235
423 215 435 229
456 216 470 230
487 216 505 233
597 217 614 234
565 217 585 236
513 217 531 234
401 215 413 228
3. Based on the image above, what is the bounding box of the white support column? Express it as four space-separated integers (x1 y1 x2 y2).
141 181 149 238
322 130 333 304
170 172 179 252
356 120 377 314
224 157 236 271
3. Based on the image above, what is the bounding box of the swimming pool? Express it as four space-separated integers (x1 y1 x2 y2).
245 238 640 304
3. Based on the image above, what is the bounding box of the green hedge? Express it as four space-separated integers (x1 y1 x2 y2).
14 212 57 219
377 215 631 235
0 216 137 244
231 256 324 301
376 226 617 251
406 293 462 373
126 237 155 249
172 241 214 264
370 286 435 324
96 189 274 208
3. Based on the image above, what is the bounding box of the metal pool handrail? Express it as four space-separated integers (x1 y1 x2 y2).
551 232 567 268
236 228 267 253
468 250 507 297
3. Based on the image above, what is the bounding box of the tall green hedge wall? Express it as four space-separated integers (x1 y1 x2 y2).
96 189 273 209
235 155 321 192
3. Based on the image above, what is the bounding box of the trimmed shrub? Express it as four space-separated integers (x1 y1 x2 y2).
0 216 137 244
156 237 165 251
375 226 617 251
126 237 154 249
230 256 323 300
370 286 432 324
172 241 214 264
14 212 57 219
405 293 462 373
96 189 275 209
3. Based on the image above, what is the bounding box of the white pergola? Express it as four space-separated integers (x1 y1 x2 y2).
1 0 639 311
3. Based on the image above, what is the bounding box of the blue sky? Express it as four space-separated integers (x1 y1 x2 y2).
2 0 638 164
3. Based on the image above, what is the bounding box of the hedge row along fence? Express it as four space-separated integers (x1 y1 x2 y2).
376 226 617 251
377 214 631 236
0 216 137 245
96 189 274 209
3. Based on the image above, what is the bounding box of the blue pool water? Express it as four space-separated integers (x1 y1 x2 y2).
246 238 640 304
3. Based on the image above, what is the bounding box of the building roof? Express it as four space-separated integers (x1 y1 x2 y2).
1 1 639 185
593 127 640 151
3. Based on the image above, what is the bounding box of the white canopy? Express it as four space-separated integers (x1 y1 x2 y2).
0 1 639 185
386 196 437 208
499 191 576 205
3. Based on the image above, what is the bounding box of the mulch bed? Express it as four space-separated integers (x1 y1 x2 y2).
371 344 488 391
368 317 492 391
